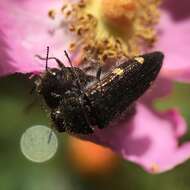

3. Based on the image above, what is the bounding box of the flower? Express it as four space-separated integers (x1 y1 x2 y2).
0 0 190 173
67 136 118 175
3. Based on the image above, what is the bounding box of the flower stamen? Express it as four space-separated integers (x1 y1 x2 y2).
48 0 161 65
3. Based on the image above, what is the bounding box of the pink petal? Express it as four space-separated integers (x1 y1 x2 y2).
140 77 173 105
155 0 190 83
87 104 190 173
0 0 73 76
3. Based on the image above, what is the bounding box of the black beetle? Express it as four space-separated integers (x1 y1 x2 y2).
36 48 163 134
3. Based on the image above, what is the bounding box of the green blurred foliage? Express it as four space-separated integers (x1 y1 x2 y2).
0 75 190 190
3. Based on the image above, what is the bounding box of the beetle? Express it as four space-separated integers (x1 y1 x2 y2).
35 47 163 134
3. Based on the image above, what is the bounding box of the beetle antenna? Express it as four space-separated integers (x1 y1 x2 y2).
64 50 73 68
64 50 83 90
46 46 50 71
36 47 66 69
96 66 103 93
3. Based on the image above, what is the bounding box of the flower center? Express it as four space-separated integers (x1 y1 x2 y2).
49 0 161 65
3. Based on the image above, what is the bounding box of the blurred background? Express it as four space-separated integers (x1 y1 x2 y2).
0 74 190 190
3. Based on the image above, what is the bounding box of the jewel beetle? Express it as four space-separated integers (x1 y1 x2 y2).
35 48 163 134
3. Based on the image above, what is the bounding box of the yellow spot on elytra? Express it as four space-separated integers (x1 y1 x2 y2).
150 163 160 174
134 56 144 64
112 68 124 76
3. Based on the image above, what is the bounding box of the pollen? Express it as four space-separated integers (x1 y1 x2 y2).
48 9 56 20
51 0 161 65
102 0 137 27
